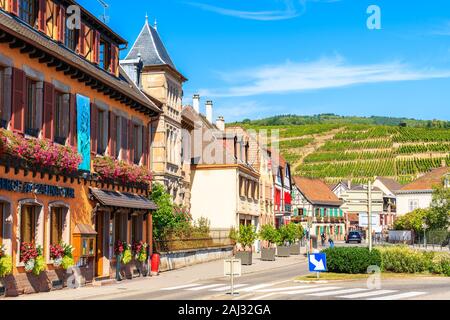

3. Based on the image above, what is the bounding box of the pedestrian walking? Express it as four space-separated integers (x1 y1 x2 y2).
321 233 326 247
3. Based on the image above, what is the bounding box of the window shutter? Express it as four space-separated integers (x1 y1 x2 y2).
93 31 101 64
90 104 98 154
10 0 18 15
58 5 65 43
110 44 118 76
11 68 25 132
78 23 86 56
142 125 148 167
69 94 77 147
128 119 134 164
38 0 46 32
108 111 116 158
43 82 54 140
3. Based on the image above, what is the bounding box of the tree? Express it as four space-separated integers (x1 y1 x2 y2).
394 208 429 232
427 185 450 230
150 183 176 240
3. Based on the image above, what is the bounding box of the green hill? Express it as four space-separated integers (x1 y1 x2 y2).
232 115 450 185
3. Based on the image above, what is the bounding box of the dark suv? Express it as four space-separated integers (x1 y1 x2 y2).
346 231 362 244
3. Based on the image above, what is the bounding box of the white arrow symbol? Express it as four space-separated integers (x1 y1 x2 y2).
310 255 325 271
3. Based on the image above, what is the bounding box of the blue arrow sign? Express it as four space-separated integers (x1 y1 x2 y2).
308 253 327 272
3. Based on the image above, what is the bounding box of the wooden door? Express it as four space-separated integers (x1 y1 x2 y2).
95 212 104 277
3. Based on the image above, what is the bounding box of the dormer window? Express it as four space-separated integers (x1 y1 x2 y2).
99 40 111 71
19 0 37 26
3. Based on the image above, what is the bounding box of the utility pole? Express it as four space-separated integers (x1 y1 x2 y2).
368 181 373 252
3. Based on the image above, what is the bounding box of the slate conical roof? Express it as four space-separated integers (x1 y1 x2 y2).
125 18 176 70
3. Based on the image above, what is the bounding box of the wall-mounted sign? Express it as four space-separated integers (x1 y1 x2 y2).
0 178 75 198
76 94 91 172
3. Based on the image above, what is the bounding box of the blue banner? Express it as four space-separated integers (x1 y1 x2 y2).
76 94 91 172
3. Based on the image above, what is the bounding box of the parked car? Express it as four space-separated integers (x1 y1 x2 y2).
346 231 362 244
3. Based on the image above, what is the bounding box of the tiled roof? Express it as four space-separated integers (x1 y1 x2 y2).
376 177 402 192
293 176 343 206
399 167 449 192
125 19 176 70
0 11 161 115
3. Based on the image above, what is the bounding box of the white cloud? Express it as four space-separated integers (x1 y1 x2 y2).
200 56 450 97
185 0 338 21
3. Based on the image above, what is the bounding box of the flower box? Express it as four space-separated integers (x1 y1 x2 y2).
261 247 276 261
236 251 253 265
277 245 291 257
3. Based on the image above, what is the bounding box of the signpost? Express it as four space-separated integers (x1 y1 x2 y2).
308 253 327 279
224 258 241 296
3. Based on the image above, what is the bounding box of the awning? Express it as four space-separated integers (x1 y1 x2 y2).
90 188 158 210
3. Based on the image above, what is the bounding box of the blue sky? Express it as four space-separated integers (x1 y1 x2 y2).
78 0 450 122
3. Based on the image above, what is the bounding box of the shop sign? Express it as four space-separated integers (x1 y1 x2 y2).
0 178 75 198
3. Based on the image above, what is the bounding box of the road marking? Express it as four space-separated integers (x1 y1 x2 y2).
161 284 201 291
240 283 277 292
308 288 370 297
186 284 224 291
338 290 398 299
256 285 321 293
250 293 278 300
283 286 342 295
368 292 427 300
210 284 248 292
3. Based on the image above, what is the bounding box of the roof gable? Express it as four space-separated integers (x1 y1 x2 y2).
293 176 342 206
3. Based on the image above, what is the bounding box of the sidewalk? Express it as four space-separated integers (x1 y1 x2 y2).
7 251 307 300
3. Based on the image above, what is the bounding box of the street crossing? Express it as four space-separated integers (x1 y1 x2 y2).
159 282 428 300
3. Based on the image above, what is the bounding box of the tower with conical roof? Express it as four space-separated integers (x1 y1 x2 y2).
121 17 188 206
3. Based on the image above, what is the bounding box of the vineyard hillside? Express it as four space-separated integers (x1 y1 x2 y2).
236 122 450 185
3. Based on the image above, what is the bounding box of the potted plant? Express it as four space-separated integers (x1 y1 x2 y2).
20 243 46 276
50 243 75 270
231 224 257 265
276 225 293 257
259 224 278 261
132 241 149 276
0 245 13 278
289 224 305 255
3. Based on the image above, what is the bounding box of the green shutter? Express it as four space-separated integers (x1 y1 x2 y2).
320 208 324 217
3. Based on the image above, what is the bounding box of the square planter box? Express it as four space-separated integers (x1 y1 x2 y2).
277 245 291 257
236 251 253 265
290 243 301 255
261 247 276 261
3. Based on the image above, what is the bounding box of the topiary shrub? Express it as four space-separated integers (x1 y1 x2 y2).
322 247 381 274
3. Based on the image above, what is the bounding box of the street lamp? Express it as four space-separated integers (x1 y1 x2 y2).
422 222 428 248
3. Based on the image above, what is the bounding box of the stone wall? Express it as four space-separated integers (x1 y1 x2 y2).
159 246 233 272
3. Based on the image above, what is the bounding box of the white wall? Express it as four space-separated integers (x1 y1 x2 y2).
396 192 433 216
190 168 238 229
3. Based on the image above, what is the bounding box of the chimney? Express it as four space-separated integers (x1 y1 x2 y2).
193 94 200 113
206 100 213 124
216 116 225 131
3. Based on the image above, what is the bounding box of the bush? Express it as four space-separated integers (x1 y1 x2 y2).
0 255 13 277
431 253 450 276
378 246 432 273
323 247 382 274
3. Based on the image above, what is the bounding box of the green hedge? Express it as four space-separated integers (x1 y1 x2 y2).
378 246 450 275
322 247 381 274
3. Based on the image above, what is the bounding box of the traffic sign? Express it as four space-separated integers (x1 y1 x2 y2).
224 259 241 277
308 253 327 272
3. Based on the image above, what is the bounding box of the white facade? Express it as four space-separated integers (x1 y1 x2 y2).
396 191 433 216
190 168 238 229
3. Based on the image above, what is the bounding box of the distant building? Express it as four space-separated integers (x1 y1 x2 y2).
373 177 402 229
272 151 293 228
396 167 450 216
292 177 345 239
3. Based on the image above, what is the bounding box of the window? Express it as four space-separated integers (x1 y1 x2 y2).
97 109 106 154
99 40 110 71
19 0 37 26
25 78 39 137
115 116 121 159
408 199 419 212
21 205 37 244
132 124 142 165
54 92 69 144
50 207 63 246
65 22 77 51
131 215 140 243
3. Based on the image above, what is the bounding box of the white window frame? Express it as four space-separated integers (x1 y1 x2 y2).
46 202 71 263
